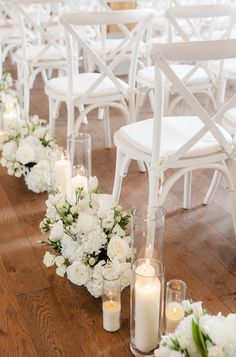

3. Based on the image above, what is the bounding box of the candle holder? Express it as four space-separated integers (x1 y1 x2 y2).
130 258 165 357
102 271 121 333
131 206 164 263
67 133 92 179
165 279 187 334
1 95 20 130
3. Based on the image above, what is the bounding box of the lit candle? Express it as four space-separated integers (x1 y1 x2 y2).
102 299 121 332
165 302 185 333
135 262 161 353
54 155 71 196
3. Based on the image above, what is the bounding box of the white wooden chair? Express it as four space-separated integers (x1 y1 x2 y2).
136 3 236 119
113 38 236 234
45 9 153 143
12 0 78 115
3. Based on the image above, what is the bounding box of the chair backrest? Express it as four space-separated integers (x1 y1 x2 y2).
166 4 236 42
151 39 236 170
12 0 79 64
60 9 153 102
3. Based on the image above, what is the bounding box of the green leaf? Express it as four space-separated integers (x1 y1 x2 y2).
192 319 208 357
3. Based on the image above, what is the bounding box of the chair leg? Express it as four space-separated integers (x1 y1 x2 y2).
66 100 75 138
104 107 112 149
49 96 55 136
23 71 30 115
183 171 192 209
216 79 227 107
98 107 105 121
148 165 159 206
203 170 221 205
112 148 125 203
226 159 236 235
79 104 88 124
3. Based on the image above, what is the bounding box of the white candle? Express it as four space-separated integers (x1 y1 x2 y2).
102 300 121 332
2 107 18 129
165 302 184 333
135 263 161 353
54 156 71 196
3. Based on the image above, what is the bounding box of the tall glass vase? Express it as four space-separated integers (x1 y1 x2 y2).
130 258 165 357
131 206 164 263
67 133 92 179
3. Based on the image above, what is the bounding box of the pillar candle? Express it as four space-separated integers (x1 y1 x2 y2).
54 156 71 196
165 302 184 333
135 263 161 353
102 300 121 332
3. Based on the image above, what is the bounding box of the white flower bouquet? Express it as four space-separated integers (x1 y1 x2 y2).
0 115 59 193
40 176 132 298
156 300 236 357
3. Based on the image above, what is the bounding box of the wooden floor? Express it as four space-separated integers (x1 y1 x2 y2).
1 62 236 357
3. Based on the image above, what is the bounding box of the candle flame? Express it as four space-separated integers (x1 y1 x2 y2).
173 307 177 314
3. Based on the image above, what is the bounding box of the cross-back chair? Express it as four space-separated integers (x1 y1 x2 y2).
12 0 79 115
45 9 153 145
113 38 236 234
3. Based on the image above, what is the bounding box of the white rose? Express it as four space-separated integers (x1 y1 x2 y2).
34 127 47 139
56 264 67 277
2 141 17 159
191 301 204 321
77 213 98 234
92 194 116 216
43 251 55 267
15 142 36 164
67 261 91 286
55 255 65 267
107 235 129 261
49 220 64 242
71 175 88 192
88 176 98 193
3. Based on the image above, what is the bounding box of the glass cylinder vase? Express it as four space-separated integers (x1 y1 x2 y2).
102 271 121 333
165 279 187 334
67 133 92 179
131 206 164 263
130 258 165 357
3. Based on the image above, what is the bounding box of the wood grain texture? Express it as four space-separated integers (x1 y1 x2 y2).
0 258 38 357
0 57 235 357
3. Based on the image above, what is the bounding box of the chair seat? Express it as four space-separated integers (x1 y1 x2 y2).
137 64 211 89
212 59 236 78
45 73 128 102
14 44 66 62
116 116 232 159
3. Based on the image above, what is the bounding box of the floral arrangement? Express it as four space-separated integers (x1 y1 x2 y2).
156 300 236 357
0 115 59 193
40 176 132 298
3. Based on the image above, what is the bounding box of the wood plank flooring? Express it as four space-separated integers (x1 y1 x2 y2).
0 62 236 357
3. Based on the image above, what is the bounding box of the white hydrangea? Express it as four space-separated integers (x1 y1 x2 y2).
82 229 106 255
61 235 83 262
25 160 50 193
77 212 98 234
2 141 17 160
15 142 36 165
